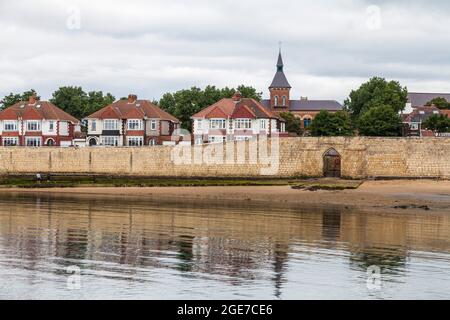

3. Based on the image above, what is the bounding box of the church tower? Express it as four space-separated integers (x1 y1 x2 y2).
269 50 291 110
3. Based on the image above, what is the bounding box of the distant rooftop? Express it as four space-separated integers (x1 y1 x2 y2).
407 92 450 107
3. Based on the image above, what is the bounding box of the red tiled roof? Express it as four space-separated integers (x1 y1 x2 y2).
193 98 280 120
86 99 179 123
0 100 79 123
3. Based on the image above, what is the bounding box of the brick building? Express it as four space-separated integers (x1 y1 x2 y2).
191 91 286 145
0 95 82 147
261 51 343 129
85 94 180 147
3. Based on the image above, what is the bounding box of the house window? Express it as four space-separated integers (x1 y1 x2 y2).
27 121 41 131
281 122 286 132
91 121 97 131
2 137 19 146
274 96 279 106
25 137 41 147
235 119 252 129
150 120 157 130
3 121 18 131
260 119 267 130
127 119 143 130
410 123 419 130
210 119 226 129
196 119 203 130
282 96 287 106
208 136 226 144
48 121 55 132
127 136 144 146
303 118 312 128
101 136 119 146
103 119 119 130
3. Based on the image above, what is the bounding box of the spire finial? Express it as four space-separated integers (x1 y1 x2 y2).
276 44 284 71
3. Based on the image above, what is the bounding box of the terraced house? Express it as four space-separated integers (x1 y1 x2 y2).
85 95 180 146
191 91 287 145
0 95 82 147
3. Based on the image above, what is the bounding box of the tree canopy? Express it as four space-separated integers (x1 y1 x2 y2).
422 114 450 133
158 85 262 130
310 110 353 137
344 77 408 117
357 105 402 137
425 97 450 109
0 89 40 110
279 112 302 136
50 86 115 120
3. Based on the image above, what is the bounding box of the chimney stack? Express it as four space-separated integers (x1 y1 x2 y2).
128 94 138 104
232 91 242 102
29 94 37 105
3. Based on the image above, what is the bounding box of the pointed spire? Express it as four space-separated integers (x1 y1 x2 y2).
269 47 291 89
277 44 284 71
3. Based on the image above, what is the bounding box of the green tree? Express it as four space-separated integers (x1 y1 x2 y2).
310 110 353 137
344 77 408 117
0 89 40 110
50 86 115 119
85 91 115 116
357 105 402 137
279 112 302 136
158 85 262 131
422 114 450 133
425 97 450 109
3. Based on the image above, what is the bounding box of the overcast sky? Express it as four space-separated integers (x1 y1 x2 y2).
1 0 450 103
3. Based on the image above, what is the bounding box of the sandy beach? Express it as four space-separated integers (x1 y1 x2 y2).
1 179 449 213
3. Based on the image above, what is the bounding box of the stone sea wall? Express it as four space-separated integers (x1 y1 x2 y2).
0 137 448 179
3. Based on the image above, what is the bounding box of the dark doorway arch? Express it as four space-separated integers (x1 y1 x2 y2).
45 138 56 146
89 138 98 146
323 148 341 178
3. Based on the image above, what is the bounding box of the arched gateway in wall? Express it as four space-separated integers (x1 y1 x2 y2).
323 148 342 178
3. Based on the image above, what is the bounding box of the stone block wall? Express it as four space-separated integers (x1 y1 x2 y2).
0 137 448 179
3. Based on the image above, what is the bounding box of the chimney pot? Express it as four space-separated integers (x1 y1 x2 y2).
128 94 137 103
232 91 242 102
29 94 37 105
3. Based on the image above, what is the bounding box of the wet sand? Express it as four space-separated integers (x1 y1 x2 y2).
1 179 449 213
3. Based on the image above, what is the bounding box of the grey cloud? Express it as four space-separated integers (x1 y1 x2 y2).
1 0 450 103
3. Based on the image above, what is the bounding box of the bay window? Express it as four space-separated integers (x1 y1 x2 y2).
27 121 41 131
103 119 119 130
25 137 41 147
127 136 144 146
127 119 143 130
101 136 119 146
235 119 252 129
210 119 226 129
2 137 19 146
4 121 18 131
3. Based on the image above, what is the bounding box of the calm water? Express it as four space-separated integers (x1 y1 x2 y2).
0 192 449 300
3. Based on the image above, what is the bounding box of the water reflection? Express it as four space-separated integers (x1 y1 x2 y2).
0 192 449 299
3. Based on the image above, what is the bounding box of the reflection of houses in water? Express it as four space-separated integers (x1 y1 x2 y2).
0 193 450 296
